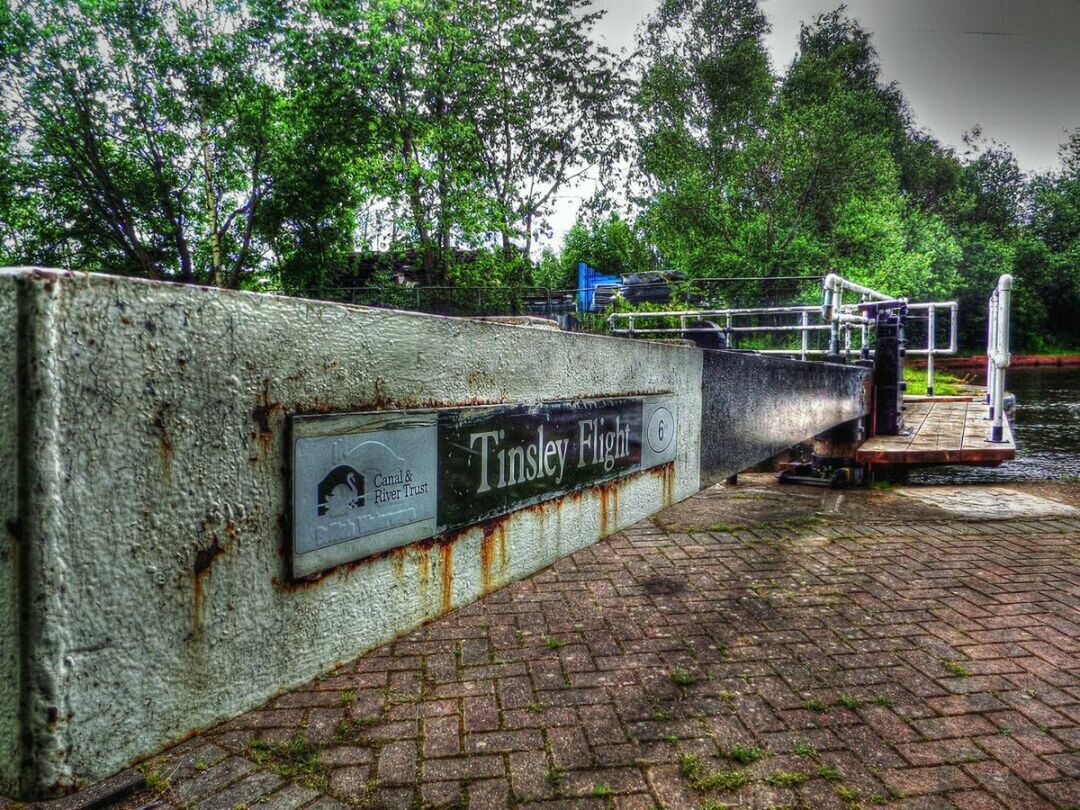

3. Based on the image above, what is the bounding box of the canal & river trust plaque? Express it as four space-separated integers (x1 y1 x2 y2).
290 395 677 577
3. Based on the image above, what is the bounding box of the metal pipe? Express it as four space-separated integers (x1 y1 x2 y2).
822 273 893 304
610 324 835 335
801 311 809 361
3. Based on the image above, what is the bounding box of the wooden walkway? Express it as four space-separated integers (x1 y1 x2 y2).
856 398 1016 467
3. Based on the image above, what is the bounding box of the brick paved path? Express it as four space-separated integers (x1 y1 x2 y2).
35 488 1080 809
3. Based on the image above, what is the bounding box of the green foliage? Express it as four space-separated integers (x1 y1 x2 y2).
633 2 1080 351
0 0 1077 352
0 0 623 291
903 367 964 397
560 213 653 283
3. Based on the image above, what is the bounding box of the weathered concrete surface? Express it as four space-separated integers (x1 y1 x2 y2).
0 268 703 799
699 350 871 484
45 475 1080 810
0 275 19 794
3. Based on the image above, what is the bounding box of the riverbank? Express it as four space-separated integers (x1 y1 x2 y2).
910 354 1080 370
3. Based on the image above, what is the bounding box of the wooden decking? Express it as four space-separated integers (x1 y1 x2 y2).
856 398 1016 467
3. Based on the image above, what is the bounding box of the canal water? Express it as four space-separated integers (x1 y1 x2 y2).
911 365 1080 483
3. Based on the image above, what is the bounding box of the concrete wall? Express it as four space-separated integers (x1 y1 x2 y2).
0 277 20 795
0 268 703 799
699 349 871 484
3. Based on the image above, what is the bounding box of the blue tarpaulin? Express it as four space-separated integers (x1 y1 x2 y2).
577 262 620 312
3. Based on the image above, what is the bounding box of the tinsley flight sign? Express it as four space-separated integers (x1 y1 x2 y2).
290 395 677 577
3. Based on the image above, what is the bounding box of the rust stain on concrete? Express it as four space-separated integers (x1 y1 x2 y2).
597 480 619 537
416 546 431 607
439 543 454 614
480 523 509 595
649 461 676 507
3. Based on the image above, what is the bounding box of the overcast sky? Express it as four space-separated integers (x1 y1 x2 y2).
541 0 1080 251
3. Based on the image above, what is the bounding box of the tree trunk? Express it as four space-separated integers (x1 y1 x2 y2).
401 128 436 285
201 114 223 286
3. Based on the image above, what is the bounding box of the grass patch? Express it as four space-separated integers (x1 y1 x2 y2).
835 785 887 806
793 742 819 757
817 763 843 781
544 636 567 650
545 766 564 786
384 687 420 707
708 523 747 533
764 770 808 787
678 753 750 792
803 699 828 713
339 689 356 706
708 516 823 534
247 734 327 791
591 784 613 798
138 760 171 794
334 715 380 743
700 802 732 810
904 366 965 397
726 744 768 765
671 669 699 687
941 660 971 677
873 694 894 707
835 694 860 710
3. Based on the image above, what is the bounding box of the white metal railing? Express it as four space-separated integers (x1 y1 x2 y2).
986 274 1013 442
908 301 959 396
607 275 958 376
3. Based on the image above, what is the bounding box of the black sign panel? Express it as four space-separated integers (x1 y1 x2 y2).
290 395 677 576
438 399 643 528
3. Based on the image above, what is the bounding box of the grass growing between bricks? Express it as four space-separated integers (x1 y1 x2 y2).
707 515 824 534
670 668 699 687
725 744 768 765
334 715 381 744
248 734 329 791
835 694 860 709
764 770 808 787
941 659 971 677
678 753 750 792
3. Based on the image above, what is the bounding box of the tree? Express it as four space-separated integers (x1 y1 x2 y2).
560 213 652 281
471 0 628 258
634 0 774 277
1 0 291 285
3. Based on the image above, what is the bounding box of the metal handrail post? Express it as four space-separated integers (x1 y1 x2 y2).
927 305 936 397
986 293 998 412
989 275 1013 442
948 303 958 353
860 295 870 359
800 311 809 361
